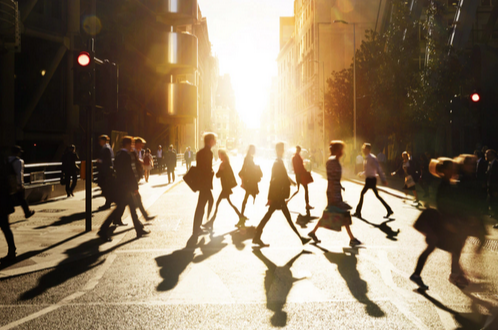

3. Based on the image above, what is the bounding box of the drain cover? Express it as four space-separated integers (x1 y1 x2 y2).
38 209 66 213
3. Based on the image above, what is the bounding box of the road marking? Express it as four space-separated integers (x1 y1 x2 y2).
0 254 117 330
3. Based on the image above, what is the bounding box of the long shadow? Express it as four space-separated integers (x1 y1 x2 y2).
252 248 310 328
152 183 170 188
358 218 400 241
230 226 256 250
0 231 87 271
34 209 102 229
18 232 135 300
417 290 484 329
295 213 319 229
155 233 229 292
314 244 385 318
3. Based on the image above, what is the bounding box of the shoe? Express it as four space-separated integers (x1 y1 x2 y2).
97 231 112 242
301 237 311 245
0 252 16 263
71 192 75 197
26 210 35 219
308 232 321 243
136 229 151 238
236 216 248 228
306 205 315 210
145 215 156 221
410 273 429 290
352 212 362 219
349 238 362 247
67 193 71 198
113 221 128 227
252 238 269 247
448 273 469 289
384 210 394 219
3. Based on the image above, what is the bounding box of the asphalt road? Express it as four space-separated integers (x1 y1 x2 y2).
1 156 497 329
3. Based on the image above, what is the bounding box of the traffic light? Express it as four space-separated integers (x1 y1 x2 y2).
74 46 95 106
471 92 480 103
96 60 119 114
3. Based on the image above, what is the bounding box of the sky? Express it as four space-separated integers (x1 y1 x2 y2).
198 0 294 128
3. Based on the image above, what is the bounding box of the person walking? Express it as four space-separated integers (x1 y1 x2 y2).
291 146 314 211
355 152 363 175
192 133 216 235
410 157 462 290
156 145 164 174
166 145 177 183
143 148 154 183
308 141 362 247
239 144 263 218
391 151 420 205
97 136 150 241
8 146 35 219
202 149 246 229
97 135 114 210
252 142 311 247
0 154 17 263
61 145 80 198
184 147 194 171
377 149 387 172
134 137 146 182
353 143 393 219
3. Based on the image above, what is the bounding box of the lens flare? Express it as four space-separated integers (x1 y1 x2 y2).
82 15 102 36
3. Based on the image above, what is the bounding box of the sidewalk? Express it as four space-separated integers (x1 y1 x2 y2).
0 166 190 279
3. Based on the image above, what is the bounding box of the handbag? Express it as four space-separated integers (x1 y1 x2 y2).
300 171 314 185
405 175 416 188
318 206 348 232
183 166 200 192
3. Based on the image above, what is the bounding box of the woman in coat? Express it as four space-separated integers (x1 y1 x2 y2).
391 151 420 205
239 145 262 218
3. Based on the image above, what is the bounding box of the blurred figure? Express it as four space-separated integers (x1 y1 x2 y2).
410 158 464 290
485 149 498 224
134 137 146 182
355 151 363 174
0 155 17 263
377 148 387 172
419 153 432 198
354 143 392 219
239 145 263 217
392 151 420 205
61 145 80 197
166 145 177 184
97 135 114 210
475 150 489 213
143 148 154 183
184 147 194 171
202 150 246 229
308 141 361 247
97 136 150 241
252 142 311 247
291 146 314 211
156 145 164 174
8 146 35 219
192 133 216 235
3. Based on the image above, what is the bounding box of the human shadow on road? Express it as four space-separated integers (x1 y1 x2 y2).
229 226 256 250
417 290 484 329
252 249 310 327
34 210 100 229
0 231 87 271
18 230 135 301
358 218 400 241
295 213 319 229
314 244 385 318
155 233 229 292
152 183 170 188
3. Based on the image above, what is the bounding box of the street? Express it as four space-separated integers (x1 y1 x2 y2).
0 156 497 330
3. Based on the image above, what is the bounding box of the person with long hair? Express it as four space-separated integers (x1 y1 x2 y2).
392 151 420 205
143 148 154 183
203 149 246 229
239 145 262 218
308 141 361 247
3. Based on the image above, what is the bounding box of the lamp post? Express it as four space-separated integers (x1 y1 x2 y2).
334 20 356 150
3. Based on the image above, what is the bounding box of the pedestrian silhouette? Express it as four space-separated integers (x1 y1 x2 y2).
61 145 79 197
8 145 35 219
0 153 17 263
239 144 263 217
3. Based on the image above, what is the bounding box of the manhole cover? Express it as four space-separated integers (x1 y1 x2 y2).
38 209 66 213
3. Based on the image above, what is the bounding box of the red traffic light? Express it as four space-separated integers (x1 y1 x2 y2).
77 51 91 67
471 93 480 102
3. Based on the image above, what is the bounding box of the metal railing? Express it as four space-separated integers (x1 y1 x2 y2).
22 153 187 188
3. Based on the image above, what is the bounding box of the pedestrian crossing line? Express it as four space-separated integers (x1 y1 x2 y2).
0 254 118 330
